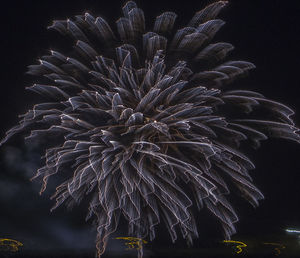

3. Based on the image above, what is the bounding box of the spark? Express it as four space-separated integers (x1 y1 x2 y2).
263 243 286 256
223 240 247 254
0 238 23 252
115 237 148 250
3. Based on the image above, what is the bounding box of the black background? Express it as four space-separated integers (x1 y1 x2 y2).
0 0 300 257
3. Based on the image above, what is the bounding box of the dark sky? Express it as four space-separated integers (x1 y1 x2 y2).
0 0 300 257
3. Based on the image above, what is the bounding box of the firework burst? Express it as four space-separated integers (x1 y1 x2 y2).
1 1 299 257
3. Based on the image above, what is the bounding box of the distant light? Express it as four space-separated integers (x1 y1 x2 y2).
286 229 300 234
286 229 300 245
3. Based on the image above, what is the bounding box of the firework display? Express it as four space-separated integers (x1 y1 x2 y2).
1 1 299 257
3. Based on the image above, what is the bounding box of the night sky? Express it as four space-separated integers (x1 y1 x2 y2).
0 0 300 257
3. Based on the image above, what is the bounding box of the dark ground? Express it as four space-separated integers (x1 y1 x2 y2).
0 0 300 257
